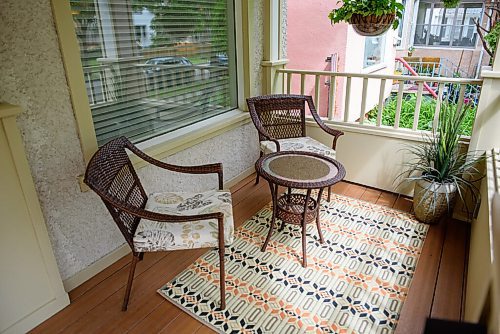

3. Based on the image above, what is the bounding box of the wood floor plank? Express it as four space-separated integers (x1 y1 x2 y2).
376 192 397 208
159 312 203 334
331 181 349 196
343 183 366 199
430 219 468 320
393 195 413 213
394 219 448 334
359 188 381 203
126 301 182 333
69 253 131 302
195 325 217 334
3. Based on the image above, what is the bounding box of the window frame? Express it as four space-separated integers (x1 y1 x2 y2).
412 0 484 49
363 35 386 69
51 0 247 164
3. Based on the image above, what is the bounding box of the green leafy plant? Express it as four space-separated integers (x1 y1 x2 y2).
328 0 404 30
366 95 477 136
398 103 485 215
443 0 460 8
484 22 500 55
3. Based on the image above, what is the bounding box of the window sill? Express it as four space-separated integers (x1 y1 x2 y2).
361 63 387 74
413 45 477 51
132 109 251 169
77 110 250 192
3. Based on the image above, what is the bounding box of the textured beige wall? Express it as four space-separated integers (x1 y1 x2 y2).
0 0 262 281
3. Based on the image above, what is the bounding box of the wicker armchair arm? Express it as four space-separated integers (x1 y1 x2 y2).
124 139 224 189
108 197 225 223
306 97 344 150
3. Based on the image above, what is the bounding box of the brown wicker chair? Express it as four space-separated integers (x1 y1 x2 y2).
247 94 344 200
84 136 233 311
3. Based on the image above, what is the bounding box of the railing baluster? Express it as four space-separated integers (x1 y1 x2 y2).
87 73 95 105
413 82 424 131
315 74 321 110
394 81 405 129
344 76 352 122
300 74 305 95
456 84 467 115
359 78 369 124
377 79 386 127
433 83 445 129
328 75 336 121
287 72 292 94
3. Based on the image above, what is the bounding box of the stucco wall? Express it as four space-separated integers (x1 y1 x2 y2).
0 0 262 280
287 0 347 118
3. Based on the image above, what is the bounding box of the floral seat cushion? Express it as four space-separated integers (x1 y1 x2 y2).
133 190 234 252
260 136 336 158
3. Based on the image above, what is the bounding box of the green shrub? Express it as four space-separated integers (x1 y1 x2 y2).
366 94 476 136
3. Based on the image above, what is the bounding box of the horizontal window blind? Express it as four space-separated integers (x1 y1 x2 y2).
70 0 236 146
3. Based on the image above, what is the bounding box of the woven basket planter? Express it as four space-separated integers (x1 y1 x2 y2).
349 13 396 36
413 180 457 224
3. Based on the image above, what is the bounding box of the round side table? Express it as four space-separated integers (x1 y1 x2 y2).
255 151 346 267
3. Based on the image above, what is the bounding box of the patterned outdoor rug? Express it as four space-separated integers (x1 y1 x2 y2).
158 193 428 334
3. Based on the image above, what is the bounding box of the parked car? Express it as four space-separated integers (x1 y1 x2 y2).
144 56 194 90
210 53 228 67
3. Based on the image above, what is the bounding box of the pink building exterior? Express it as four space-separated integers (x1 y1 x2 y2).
287 0 346 118
287 0 396 120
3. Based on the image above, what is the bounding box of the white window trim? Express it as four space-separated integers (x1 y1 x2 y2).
411 0 484 49
52 0 247 167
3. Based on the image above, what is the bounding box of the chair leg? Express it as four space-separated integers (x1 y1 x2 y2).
122 253 140 311
255 152 263 184
218 217 226 309
138 252 144 261
327 186 332 202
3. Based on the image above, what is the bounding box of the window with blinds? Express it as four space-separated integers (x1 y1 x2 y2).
70 0 237 146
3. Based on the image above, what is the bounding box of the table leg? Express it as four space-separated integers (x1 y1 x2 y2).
302 189 312 268
262 182 278 252
279 187 292 232
316 188 325 244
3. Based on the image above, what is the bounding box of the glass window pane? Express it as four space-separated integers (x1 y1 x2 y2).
363 36 385 68
452 25 478 47
414 24 428 45
416 2 432 25
70 0 237 146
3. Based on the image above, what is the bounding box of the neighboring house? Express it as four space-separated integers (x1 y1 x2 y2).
132 8 154 48
287 0 396 121
396 0 491 78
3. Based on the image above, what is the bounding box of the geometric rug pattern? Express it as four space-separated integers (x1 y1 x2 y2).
158 193 428 334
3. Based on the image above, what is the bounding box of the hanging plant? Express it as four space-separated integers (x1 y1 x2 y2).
328 0 404 37
443 0 461 8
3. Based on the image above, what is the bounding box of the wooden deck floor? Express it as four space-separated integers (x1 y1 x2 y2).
32 175 470 334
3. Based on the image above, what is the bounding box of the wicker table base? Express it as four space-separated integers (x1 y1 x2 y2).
256 152 345 268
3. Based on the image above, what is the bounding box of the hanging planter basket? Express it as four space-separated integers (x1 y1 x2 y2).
349 13 396 36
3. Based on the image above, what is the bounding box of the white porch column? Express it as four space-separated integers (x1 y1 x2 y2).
465 49 500 324
261 0 288 95
0 104 69 333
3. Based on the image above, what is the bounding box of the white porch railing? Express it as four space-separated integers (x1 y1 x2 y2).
275 68 483 136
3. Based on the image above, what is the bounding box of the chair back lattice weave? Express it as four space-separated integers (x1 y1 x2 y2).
84 137 148 248
247 95 307 141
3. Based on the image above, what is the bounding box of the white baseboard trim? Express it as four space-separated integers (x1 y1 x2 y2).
63 166 256 292
225 166 256 189
63 243 131 292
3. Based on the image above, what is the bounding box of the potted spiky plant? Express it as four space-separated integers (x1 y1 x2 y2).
400 103 484 224
328 0 404 36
